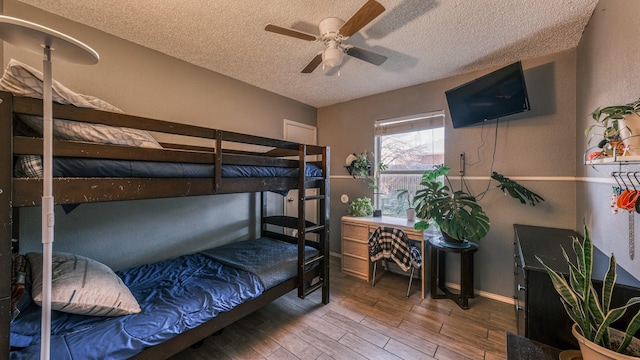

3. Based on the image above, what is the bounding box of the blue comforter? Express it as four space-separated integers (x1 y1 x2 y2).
201 237 319 290
10 253 264 360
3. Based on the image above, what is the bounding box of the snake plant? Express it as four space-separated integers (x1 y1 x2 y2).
536 225 640 354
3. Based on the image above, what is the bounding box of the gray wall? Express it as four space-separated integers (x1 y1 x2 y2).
319 50 578 298
576 0 640 278
3 0 316 270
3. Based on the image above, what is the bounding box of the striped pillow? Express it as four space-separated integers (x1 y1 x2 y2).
27 252 141 317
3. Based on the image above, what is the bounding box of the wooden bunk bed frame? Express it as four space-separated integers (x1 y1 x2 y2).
0 90 330 359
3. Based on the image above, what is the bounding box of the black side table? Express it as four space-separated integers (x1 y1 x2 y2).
429 237 479 309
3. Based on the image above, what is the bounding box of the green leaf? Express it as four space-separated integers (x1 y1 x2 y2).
490 172 544 206
536 256 581 310
420 164 450 185
620 304 640 352
595 298 640 346
602 253 617 315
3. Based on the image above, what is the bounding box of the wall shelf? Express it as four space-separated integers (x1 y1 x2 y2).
587 155 640 165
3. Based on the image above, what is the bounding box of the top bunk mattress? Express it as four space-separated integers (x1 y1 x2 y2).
14 155 323 179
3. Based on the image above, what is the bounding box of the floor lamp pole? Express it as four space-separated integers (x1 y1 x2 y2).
41 46 53 360
0 16 98 360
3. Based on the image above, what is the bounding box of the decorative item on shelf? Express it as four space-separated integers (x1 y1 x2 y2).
536 225 640 359
586 98 640 158
412 164 544 247
345 150 387 189
346 197 374 217
396 189 416 222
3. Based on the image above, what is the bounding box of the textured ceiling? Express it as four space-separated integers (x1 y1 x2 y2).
16 0 598 108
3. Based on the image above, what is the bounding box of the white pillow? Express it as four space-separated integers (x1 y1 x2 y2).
18 114 162 148
1 59 162 149
28 252 141 317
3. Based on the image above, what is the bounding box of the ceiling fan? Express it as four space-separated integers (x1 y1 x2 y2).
265 0 387 73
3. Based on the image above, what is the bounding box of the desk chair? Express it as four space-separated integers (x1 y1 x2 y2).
368 226 422 297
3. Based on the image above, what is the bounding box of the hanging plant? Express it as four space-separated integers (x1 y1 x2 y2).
345 150 387 189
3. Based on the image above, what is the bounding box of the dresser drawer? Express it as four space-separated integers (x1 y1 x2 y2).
342 239 368 258
343 222 369 240
342 254 369 280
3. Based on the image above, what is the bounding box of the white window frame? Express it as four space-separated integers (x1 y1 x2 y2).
374 111 445 213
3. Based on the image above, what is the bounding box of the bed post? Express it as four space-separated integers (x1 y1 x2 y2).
295 144 330 303
297 144 307 299
214 130 222 193
321 146 330 304
0 91 13 355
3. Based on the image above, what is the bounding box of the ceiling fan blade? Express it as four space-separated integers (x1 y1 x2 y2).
339 0 385 38
302 53 323 73
265 24 317 41
345 46 387 66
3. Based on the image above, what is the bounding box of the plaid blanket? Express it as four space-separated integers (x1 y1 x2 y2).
368 226 422 272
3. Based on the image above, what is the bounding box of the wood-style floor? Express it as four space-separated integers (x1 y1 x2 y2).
170 257 517 360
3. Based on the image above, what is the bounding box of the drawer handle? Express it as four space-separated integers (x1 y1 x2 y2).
517 284 526 291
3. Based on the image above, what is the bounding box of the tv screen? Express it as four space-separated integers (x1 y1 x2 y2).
445 61 530 129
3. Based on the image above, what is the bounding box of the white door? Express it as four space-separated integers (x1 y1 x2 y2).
283 120 317 237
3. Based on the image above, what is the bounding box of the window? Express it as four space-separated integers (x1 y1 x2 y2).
375 112 445 218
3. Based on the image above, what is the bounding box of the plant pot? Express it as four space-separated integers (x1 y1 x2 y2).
619 113 640 156
406 208 416 222
572 324 640 359
439 229 471 248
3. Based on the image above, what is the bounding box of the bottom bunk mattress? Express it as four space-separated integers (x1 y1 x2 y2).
10 237 318 359
200 237 319 290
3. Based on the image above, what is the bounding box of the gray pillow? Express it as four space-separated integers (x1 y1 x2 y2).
28 252 141 317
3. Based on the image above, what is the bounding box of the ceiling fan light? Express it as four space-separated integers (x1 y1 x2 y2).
322 47 343 68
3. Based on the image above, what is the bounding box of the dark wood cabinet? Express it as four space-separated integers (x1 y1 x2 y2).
513 224 640 350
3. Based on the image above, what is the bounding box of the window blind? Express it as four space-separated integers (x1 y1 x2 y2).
375 111 444 136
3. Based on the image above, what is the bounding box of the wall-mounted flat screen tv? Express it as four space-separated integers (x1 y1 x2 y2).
445 61 530 129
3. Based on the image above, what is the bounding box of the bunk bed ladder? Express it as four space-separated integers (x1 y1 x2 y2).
297 144 330 304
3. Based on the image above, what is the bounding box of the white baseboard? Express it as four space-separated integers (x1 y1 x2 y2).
442 281 515 304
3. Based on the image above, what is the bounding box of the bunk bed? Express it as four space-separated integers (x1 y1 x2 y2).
0 89 330 359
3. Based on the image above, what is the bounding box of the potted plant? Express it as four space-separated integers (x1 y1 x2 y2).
345 150 387 189
586 99 640 158
536 225 640 359
396 189 416 221
347 197 374 217
412 164 544 244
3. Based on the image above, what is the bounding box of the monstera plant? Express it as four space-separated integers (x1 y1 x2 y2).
412 164 544 243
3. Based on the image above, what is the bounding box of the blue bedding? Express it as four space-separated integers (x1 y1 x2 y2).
15 155 323 179
53 157 323 178
10 253 264 359
201 237 319 289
